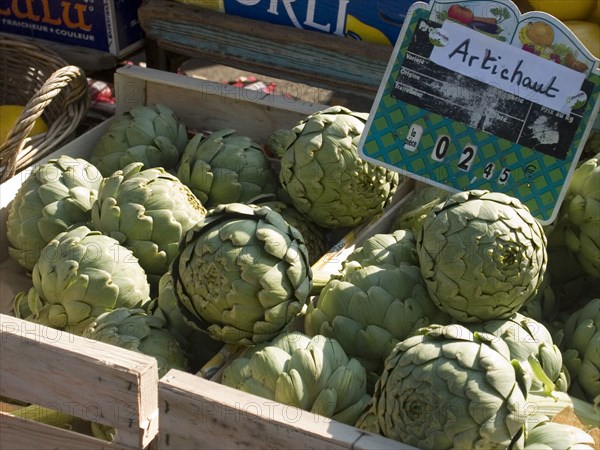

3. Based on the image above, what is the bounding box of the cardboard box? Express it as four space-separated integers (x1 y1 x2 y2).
0 0 144 57
174 0 419 47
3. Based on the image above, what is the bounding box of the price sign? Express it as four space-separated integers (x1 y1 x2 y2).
358 0 600 224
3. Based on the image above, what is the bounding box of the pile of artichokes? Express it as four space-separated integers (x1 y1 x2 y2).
4 101 599 449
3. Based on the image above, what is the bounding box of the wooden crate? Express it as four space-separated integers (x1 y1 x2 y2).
0 65 413 449
0 315 159 450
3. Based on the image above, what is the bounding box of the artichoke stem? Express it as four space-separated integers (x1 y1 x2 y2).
310 269 335 296
197 343 245 379
528 391 600 428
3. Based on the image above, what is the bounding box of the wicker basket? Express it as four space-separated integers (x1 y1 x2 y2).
0 34 90 182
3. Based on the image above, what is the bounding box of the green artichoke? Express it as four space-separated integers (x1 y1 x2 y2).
172 202 312 345
345 229 419 268
519 273 561 334
467 313 569 393
91 162 206 290
82 307 188 377
558 298 599 405
6 155 102 271
145 272 224 372
13 226 151 335
268 105 401 229
221 331 371 425
416 190 547 322
90 104 188 176
305 261 451 382
355 324 529 450
256 199 328 266
545 222 597 313
581 129 599 162
176 129 278 208
524 420 596 449
560 153 600 278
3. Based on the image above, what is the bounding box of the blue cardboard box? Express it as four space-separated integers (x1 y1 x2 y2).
0 0 144 57
174 0 420 46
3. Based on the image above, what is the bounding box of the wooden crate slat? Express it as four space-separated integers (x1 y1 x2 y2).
0 314 159 448
0 411 127 450
157 370 416 450
115 65 325 143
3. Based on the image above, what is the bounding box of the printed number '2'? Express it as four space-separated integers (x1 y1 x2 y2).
457 146 477 171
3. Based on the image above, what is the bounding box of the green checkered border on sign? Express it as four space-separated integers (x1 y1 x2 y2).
362 7 600 223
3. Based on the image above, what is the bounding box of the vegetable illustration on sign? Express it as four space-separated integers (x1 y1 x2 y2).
358 0 600 224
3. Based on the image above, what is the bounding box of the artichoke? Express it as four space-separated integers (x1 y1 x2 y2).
524 420 596 449
558 298 599 405
91 162 206 290
467 313 569 393
519 273 560 330
416 190 547 322
256 199 328 266
345 228 419 268
172 202 312 345
13 226 151 335
355 324 529 450
82 308 188 377
545 222 597 313
90 104 188 176
145 272 224 372
305 261 451 383
176 129 278 208
221 331 371 425
6 155 102 271
268 105 401 229
560 153 600 278
581 130 599 162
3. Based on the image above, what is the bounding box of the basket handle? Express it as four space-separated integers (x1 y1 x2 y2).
0 65 89 182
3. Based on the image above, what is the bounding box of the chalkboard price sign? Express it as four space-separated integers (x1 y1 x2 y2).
358 0 600 224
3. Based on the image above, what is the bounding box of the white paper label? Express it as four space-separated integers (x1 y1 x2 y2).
430 20 586 115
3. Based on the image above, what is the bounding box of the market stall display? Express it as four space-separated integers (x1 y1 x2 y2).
1 0 599 448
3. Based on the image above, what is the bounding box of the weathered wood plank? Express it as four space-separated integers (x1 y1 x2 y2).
137 0 391 96
0 411 127 450
157 369 417 450
0 314 159 448
114 65 325 142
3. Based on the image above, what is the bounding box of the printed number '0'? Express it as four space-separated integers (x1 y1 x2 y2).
432 135 450 161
